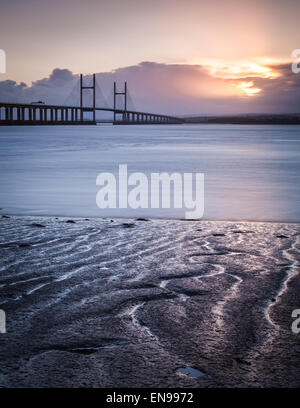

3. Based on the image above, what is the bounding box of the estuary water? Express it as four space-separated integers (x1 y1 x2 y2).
0 124 299 221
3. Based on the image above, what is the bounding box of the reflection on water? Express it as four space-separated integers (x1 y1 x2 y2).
177 366 204 378
0 124 299 221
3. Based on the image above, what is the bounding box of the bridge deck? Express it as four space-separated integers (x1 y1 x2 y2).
0 102 184 125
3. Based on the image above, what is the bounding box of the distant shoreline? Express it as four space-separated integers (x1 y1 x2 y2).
184 114 300 125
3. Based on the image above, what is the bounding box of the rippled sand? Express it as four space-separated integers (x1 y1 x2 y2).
0 216 299 387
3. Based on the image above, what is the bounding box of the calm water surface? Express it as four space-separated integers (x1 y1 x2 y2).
0 124 299 221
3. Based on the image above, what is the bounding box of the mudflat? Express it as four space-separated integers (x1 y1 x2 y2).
0 216 299 387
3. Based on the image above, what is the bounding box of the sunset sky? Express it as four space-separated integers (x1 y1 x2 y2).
0 0 299 115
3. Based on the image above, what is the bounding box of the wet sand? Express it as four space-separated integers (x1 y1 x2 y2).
0 216 299 387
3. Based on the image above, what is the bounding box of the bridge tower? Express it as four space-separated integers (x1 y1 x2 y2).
113 82 127 122
80 73 96 122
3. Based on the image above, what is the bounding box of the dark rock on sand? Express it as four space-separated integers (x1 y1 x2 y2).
235 358 251 366
0 242 16 248
232 230 254 234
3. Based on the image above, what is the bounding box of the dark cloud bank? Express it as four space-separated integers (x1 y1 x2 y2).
0 62 299 115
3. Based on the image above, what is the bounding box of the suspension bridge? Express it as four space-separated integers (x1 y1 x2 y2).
0 74 184 125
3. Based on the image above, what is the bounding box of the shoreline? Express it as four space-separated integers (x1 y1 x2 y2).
2 213 300 225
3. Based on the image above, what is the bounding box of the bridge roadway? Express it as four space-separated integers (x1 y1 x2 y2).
0 102 184 125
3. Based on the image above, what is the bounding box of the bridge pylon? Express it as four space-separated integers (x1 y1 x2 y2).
113 82 127 122
80 73 96 122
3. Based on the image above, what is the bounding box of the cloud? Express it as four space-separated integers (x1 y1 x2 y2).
0 80 27 103
0 61 299 115
31 68 76 91
0 68 78 105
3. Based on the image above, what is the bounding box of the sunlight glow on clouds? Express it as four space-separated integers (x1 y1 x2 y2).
237 81 262 96
194 57 286 96
200 59 281 80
